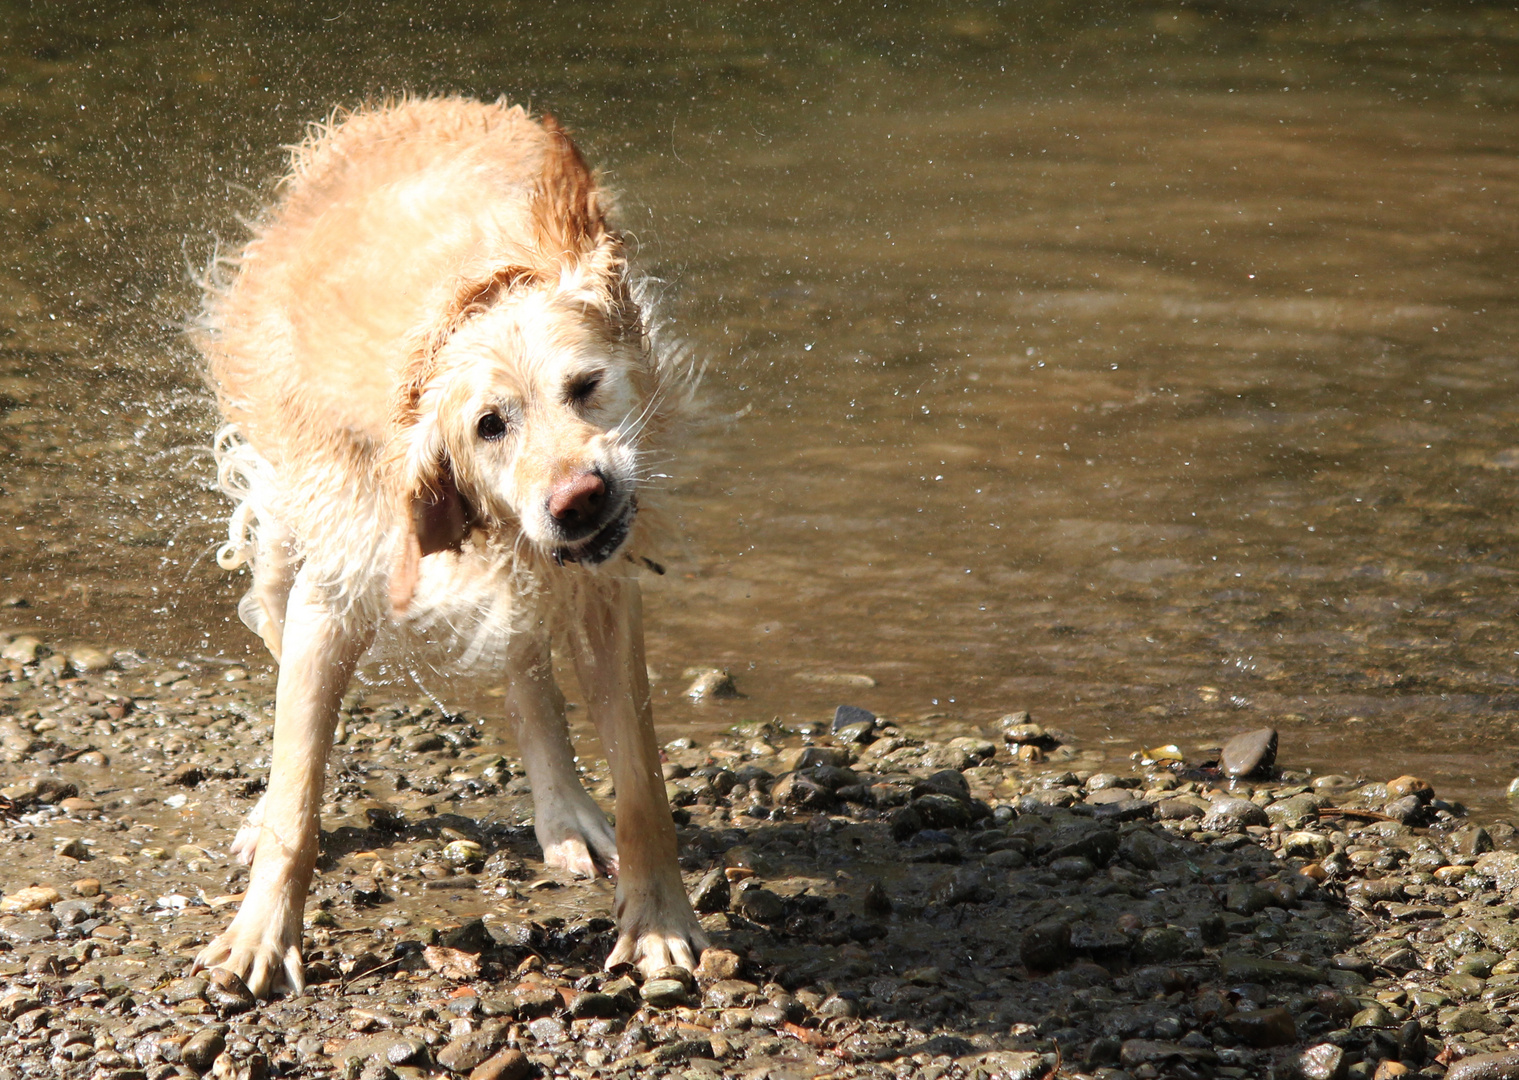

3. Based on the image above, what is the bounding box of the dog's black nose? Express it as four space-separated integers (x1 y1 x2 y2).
549 471 607 532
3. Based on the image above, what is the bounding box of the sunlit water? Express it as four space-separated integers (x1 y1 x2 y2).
3 4 1519 810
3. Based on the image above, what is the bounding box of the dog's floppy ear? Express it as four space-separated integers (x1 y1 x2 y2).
534 114 606 254
388 424 471 618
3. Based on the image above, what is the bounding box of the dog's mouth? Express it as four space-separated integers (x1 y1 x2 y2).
552 496 636 567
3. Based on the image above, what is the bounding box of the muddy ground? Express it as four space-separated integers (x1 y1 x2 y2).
1 633 1519 1080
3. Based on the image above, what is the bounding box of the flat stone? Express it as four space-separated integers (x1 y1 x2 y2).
1220 956 1328 984
436 1020 508 1072
468 1049 530 1080
1227 1007 1297 1047
0 885 60 913
1201 797 1270 830
1120 1041 1218 1068
1221 727 1277 778
1446 1050 1519 1080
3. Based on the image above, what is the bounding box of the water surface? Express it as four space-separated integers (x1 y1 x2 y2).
3 3 1519 810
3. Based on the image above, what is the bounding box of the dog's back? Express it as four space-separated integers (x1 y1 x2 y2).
206 98 557 472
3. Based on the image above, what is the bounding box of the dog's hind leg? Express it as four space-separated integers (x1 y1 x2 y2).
194 568 371 998
569 577 707 976
504 634 618 879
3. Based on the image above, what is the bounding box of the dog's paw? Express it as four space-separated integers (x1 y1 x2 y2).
607 892 709 977
229 794 267 866
536 797 619 879
192 903 304 999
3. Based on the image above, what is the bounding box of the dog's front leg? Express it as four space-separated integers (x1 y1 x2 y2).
193 571 371 997
569 578 708 975
503 635 618 878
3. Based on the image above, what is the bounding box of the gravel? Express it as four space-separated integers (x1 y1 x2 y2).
1 640 1518 1078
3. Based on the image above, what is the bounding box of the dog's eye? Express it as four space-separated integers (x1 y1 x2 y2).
477 412 508 441
567 373 602 405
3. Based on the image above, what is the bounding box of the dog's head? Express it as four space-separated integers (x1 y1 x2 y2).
387 116 659 615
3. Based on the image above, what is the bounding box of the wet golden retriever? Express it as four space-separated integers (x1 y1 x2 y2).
192 96 705 997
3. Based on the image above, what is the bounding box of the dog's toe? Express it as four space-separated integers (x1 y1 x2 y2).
607 908 709 977
195 908 305 999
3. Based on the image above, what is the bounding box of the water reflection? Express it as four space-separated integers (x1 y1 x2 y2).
2 3 1518 810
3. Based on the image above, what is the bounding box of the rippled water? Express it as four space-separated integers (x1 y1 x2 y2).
3 4 1519 809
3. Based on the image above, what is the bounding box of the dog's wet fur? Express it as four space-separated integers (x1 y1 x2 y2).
192 97 705 997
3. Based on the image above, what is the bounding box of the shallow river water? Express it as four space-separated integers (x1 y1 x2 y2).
3 4 1519 810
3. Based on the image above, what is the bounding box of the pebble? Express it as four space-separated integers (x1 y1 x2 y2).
684 668 738 699
468 1049 530 1080
1220 726 1278 777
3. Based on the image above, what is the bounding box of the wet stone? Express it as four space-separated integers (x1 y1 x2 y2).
1297 1042 1349 1080
641 978 690 1008
436 1020 508 1072
1227 1007 1297 1047
181 1026 228 1073
1201 797 1270 830
733 888 784 922
1221 727 1278 778
1446 1050 1519 1080
1020 920 1071 972
467 1049 530 1080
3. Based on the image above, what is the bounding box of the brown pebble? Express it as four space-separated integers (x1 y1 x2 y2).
1374 1062 1411 1080
696 947 742 982
70 879 101 897
469 1048 530 1080
1387 775 1434 803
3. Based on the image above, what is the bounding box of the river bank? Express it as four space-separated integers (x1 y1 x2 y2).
0 633 1518 1080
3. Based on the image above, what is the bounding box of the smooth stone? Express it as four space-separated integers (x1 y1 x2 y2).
181 1025 228 1072
734 888 785 922
1446 1050 1519 1080
1387 775 1434 802
1201 797 1270 830
1227 1007 1298 1047
1265 794 1321 828
468 1049 530 1080
1020 920 1071 972
685 669 738 700
1220 727 1277 778
641 979 690 1008
1 636 41 663
689 868 730 914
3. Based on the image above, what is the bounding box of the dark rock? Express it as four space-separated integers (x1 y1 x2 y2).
832 705 876 732
1221 728 1278 778
1119 1041 1218 1069
888 806 924 840
1227 1007 1297 1047
1345 879 1405 905
915 770 971 802
441 919 492 954
689 868 730 914
911 793 972 829
770 772 836 811
927 868 989 906
734 888 785 922
1042 824 1119 866
1225 882 1277 915
1020 920 1071 972
1446 1052 1519 1080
